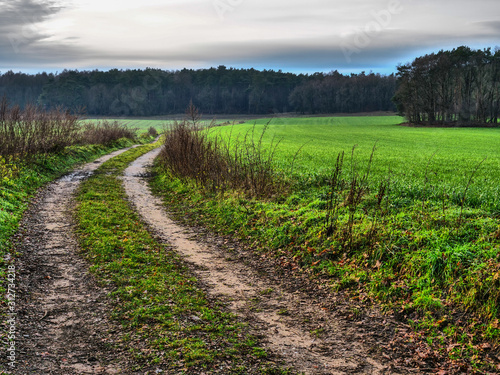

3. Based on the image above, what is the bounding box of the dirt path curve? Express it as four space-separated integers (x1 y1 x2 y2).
10 147 139 375
123 148 405 375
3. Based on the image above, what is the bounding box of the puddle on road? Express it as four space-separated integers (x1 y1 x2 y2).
59 171 93 182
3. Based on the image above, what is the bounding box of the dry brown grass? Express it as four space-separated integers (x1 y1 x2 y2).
0 97 79 158
79 120 137 146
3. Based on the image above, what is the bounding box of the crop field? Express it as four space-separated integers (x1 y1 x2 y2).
83 117 230 132
217 116 500 210
83 118 168 132
153 115 500 369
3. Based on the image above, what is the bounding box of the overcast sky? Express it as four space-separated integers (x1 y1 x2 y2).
0 0 499 75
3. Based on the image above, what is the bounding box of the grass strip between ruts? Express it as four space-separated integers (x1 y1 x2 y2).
75 141 292 374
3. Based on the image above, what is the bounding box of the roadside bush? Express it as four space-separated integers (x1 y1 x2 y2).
0 97 79 158
79 120 137 146
158 119 285 198
147 126 158 137
0 97 139 159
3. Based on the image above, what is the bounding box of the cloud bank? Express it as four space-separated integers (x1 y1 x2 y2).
1 0 499 74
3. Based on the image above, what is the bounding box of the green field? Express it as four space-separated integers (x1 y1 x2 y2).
83 118 169 132
153 115 500 370
83 117 232 132
216 116 500 210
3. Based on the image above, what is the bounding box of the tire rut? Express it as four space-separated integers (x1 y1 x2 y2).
8 148 138 375
123 147 405 375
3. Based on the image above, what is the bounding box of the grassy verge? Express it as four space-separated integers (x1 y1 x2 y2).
75 142 292 374
151 116 500 372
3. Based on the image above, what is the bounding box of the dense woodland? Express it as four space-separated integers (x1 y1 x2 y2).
393 46 500 125
4 46 497 121
0 67 396 116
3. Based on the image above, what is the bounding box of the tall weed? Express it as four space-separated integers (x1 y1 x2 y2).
0 97 137 159
79 120 137 145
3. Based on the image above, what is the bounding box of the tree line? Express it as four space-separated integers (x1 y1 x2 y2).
393 46 500 125
290 71 396 114
0 66 396 116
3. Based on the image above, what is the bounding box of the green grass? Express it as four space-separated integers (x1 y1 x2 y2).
212 116 500 210
83 117 251 133
83 118 168 132
152 116 500 371
75 142 292 374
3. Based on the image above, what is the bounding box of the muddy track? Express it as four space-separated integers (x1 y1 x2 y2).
8 148 139 375
123 148 409 375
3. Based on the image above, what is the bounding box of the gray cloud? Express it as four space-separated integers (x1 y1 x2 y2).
0 0 64 58
0 0 62 28
155 27 483 72
1 0 500 74
475 21 500 33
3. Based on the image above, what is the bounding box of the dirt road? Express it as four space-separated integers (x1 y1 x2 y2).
4 145 412 374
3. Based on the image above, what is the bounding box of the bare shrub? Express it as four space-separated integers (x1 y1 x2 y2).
79 120 137 145
0 97 79 158
159 120 227 191
148 126 158 137
158 118 285 198
0 96 140 160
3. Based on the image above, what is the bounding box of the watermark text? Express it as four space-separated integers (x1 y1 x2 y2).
5 264 17 368
213 0 244 20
